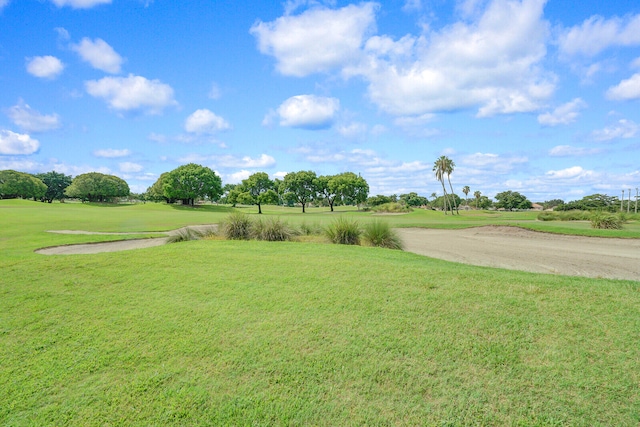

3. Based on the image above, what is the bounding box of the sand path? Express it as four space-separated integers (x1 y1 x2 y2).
37 225 639 281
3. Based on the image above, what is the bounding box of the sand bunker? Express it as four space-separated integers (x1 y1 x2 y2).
37 225 639 281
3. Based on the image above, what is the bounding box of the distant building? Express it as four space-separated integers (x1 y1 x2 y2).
531 203 543 211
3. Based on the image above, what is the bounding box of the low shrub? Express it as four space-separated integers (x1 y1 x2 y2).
371 202 412 213
166 227 203 243
536 212 557 221
221 212 253 240
298 221 323 236
590 211 623 230
324 217 361 245
253 217 295 241
362 220 404 250
558 210 590 221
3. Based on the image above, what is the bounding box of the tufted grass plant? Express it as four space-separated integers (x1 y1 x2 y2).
324 216 361 245
253 217 296 241
221 211 253 240
362 220 404 250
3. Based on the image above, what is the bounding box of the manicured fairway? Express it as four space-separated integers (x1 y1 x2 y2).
1 200 639 426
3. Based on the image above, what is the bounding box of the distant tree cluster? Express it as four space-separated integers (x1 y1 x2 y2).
0 170 47 200
555 194 618 212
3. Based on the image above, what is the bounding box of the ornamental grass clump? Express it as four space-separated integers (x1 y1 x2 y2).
590 211 623 230
371 202 412 213
362 220 404 250
324 217 361 245
221 212 253 240
253 217 295 241
166 226 212 243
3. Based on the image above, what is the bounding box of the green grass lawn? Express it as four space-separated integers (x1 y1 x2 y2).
1 200 639 426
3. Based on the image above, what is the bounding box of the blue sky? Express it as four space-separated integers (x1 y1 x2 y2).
1 0 639 201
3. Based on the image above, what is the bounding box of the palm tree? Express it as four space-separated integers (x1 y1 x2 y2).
433 156 451 214
462 185 470 208
443 157 458 214
474 190 481 210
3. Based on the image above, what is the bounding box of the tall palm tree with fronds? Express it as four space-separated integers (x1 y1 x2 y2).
443 156 458 214
433 156 451 214
474 190 481 210
462 185 470 208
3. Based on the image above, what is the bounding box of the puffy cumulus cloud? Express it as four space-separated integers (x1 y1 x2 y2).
592 119 639 142
184 109 231 134
0 130 40 155
226 170 252 184
346 0 554 117
545 166 596 181
25 56 64 79
462 152 528 169
179 154 276 169
606 73 640 101
251 3 377 77
72 38 123 73
50 0 111 8
119 162 143 173
558 14 640 57
6 101 61 133
94 148 131 158
274 95 340 129
85 74 177 114
537 98 587 126
549 145 600 157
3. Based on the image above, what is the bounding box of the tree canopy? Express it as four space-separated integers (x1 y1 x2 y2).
494 191 532 210
236 172 278 214
35 171 73 203
316 172 369 211
65 172 130 202
0 170 47 200
399 192 428 207
281 170 317 213
163 163 222 206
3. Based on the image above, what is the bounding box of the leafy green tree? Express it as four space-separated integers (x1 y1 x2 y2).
237 172 278 214
399 192 428 207
431 194 462 211
0 170 47 200
65 172 130 202
556 194 617 212
542 199 565 210
35 171 73 203
474 190 481 209
494 190 532 210
146 173 175 203
366 194 394 207
282 170 317 213
163 163 222 206
317 172 369 211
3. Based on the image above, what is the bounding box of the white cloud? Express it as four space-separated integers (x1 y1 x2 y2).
549 145 600 157
336 122 367 138
6 101 61 133
592 119 639 142
226 170 252 184
632 57 640 69
208 83 221 100
606 73 640 101
545 166 595 180
184 109 231 134
558 14 640 57
0 0 10 11
25 56 64 79
119 162 143 173
537 98 587 126
72 38 123 73
0 130 40 155
346 0 554 117
50 0 111 8
85 74 176 114
461 152 528 174
94 148 132 158
250 3 377 77
274 95 340 129
178 154 276 169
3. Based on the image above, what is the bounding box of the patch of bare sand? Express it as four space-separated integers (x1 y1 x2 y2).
397 226 640 281
37 225 639 281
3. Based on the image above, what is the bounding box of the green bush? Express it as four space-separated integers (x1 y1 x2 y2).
253 217 295 241
298 221 323 236
362 220 404 250
324 217 361 245
536 211 557 221
558 210 590 221
221 212 253 240
590 211 623 230
371 202 412 213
